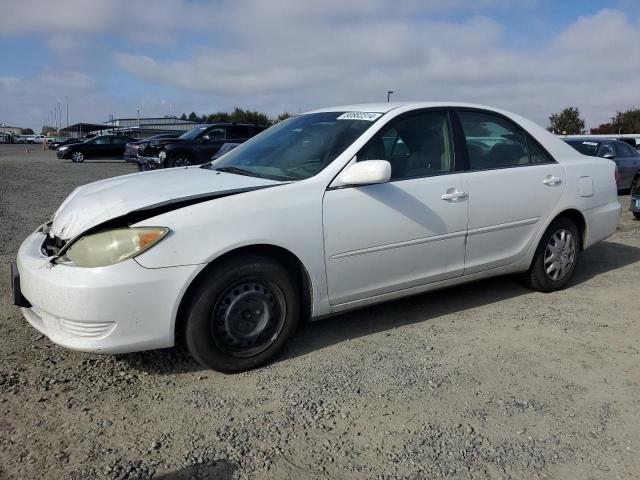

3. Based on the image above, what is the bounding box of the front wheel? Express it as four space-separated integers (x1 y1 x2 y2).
71 151 84 163
184 255 300 372
167 154 192 168
524 217 580 292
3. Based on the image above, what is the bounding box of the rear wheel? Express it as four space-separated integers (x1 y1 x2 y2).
71 151 84 163
524 217 580 292
184 255 300 372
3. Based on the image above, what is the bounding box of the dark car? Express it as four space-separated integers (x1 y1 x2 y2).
564 138 640 190
124 133 182 162
137 123 267 169
49 137 82 150
56 135 136 162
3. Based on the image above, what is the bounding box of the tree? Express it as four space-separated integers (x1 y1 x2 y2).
273 112 292 124
548 107 585 135
187 112 198 122
179 113 187 120
590 123 613 135
20 128 34 135
613 108 640 134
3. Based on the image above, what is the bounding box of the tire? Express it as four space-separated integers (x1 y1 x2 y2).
167 154 192 168
631 177 640 220
524 217 580 292
184 254 300 372
71 151 84 163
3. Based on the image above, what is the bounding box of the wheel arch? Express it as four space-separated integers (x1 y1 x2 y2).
174 244 313 346
553 208 587 250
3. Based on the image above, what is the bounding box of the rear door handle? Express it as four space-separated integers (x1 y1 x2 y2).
441 190 468 201
543 176 562 186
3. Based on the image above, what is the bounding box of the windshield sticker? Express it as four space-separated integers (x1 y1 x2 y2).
337 112 382 121
582 141 598 146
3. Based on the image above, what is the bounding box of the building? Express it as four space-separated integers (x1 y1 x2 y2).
0 124 26 135
104 116 206 138
60 116 207 139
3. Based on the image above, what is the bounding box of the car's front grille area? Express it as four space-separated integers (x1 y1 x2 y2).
41 235 66 257
59 319 115 338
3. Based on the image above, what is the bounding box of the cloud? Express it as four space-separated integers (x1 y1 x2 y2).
113 7 640 127
2 2 639 129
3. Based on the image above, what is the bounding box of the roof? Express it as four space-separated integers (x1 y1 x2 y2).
305 101 510 114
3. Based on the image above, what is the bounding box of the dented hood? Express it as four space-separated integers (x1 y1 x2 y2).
50 167 283 240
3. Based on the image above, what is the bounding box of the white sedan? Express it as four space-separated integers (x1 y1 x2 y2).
13 102 621 372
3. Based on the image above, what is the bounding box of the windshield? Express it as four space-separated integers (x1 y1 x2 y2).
179 126 209 140
566 140 599 156
205 112 380 180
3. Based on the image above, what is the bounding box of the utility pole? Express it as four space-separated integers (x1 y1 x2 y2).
387 90 394 102
137 107 140 127
65 96 69 127
57 102 62 133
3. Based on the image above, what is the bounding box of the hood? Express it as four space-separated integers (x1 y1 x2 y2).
50 167 283 240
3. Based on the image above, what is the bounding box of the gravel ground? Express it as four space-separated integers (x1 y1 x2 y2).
1 144 639 480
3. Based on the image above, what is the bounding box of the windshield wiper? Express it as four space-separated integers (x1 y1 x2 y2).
214 166 260 177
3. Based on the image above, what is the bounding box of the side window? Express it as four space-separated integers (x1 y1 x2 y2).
229 126 251 138
597 143 615 157
358 110 454 181
201 128 226 141
112 137 128 144
94 137 109 145
616 142 635 157
527 136 555 164
459 111 529 169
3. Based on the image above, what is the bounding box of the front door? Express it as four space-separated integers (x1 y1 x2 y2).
323 109 469 305
456 109 566 274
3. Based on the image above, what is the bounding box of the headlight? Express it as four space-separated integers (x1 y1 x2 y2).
55 227 169 267
59 146 68 151
159 151 166 160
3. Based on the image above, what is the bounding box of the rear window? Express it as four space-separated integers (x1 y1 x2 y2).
566 140 599 156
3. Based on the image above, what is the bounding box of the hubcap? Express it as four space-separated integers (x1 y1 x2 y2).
212 280 286 357
544 228 576 281
72 152 83 161
174 156 191 167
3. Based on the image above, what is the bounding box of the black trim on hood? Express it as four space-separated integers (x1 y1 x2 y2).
54 183 286 257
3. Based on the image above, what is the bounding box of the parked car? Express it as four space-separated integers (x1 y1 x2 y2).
564 138 640 190
13 102 620 372
56 134 136 162
125 133 181 162
27 134 46 144
49 137 82 150
211 142 240 161
137 123 266 169
631 172 640 220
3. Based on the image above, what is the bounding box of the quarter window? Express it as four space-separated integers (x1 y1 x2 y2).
459 111 530 169
358 110 454 180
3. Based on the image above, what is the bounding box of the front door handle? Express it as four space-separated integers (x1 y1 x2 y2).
543 176 562 186
441 190 468 201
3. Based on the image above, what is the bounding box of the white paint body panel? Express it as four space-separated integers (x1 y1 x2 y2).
16 102 621 354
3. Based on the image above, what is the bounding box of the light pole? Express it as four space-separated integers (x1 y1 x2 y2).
137 107 140 127
387 90 394 102
65 96 69 128
57 102 62 134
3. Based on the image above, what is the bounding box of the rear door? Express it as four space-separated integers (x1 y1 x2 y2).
456 109 566 274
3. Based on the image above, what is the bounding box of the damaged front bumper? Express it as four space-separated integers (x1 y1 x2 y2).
15 228 201 354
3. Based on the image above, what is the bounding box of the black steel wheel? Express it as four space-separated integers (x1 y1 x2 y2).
184 254 300 372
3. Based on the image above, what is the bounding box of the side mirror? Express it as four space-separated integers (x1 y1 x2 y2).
338 160 391 186
603 153 615 159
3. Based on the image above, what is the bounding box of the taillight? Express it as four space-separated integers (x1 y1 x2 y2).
614 166 621 188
